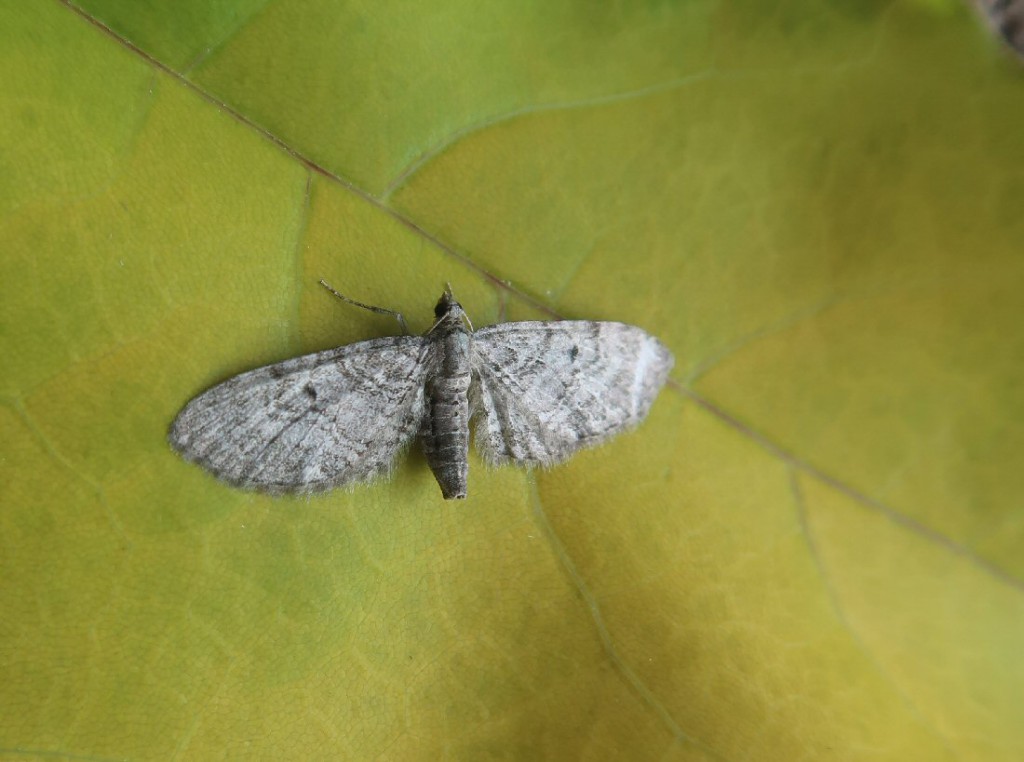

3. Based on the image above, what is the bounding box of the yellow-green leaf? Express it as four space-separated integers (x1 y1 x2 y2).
2 1 1023 760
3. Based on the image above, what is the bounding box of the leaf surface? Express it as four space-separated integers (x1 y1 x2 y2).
2 1 1023 759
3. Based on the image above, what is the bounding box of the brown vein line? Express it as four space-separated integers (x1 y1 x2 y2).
56 0 561 322
58 0 338 182
789 470 963 761
677 383 1024 594
368 212 562 320
527 476 728 762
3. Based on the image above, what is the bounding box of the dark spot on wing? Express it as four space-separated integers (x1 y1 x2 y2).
569 345 579 362
304 384 318 401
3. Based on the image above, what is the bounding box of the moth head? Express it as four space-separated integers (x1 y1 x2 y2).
434 286 461 318
432 285 474 331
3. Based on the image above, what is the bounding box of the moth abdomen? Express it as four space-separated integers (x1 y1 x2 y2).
423 373 471 499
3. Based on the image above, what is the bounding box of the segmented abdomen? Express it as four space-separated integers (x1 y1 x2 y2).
423 373 471 499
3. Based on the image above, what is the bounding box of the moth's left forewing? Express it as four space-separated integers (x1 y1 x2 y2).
169 336 431 493
469 321 674 466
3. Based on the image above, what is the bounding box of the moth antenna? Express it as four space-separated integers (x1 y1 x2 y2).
318 279 410 335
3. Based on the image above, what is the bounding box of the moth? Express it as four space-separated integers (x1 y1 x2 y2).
169 283 674 499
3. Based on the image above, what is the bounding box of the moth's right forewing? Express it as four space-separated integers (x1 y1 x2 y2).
169 335 431 493
470 321 673 466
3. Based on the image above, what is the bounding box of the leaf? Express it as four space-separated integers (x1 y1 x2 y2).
2 1 1023 759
